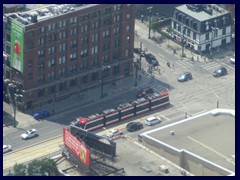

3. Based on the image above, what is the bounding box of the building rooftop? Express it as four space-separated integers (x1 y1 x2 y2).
176 4 229 22
4 4 97 26
143 109 235 173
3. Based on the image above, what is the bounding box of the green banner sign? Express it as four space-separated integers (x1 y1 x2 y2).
11 19 24 73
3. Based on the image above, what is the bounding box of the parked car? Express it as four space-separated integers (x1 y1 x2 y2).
136 87 154 98
230 57 235 65
177 72 193 82
212 67 227 77
21 129 38 140
145 116 161 126
3 145 12 153
126 122 143 132
106 129 124 138
33 110 50 120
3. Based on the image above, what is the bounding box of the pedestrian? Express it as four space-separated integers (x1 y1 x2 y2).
197 56 199 62
191 56 194 62
167 62 170 68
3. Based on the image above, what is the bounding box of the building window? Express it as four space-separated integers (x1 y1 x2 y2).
38 50 44 57
103 30 110 38
38 88 45 97
113 4 121 11
125 49 129 57
102 43 110 51
91 72 98 81
113 51 119 61
92 58 99 66
222 27 226 35
63 20 67 27
59 56 66 65
126 25 130 32
114 39 120 48
92 33 98 42
102 54 109 64
70 78 77 87
59 82 67 91
48 85 55 95
70 39 77 48
81 75 88 84
70 51 77 60
48 71 55 80
113 65 120 75
206 21 209 31
59 68 66 77
38 74 44 82
28 72 32 80
206 33 209 40
48 59 55 67
113 27 120 35
91 46 98 55
193 32 196 40
80 49 88 57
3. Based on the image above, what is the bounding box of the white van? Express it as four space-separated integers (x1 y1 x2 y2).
145 116 161 126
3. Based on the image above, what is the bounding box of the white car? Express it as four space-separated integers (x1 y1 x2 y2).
3 145 12 153
106 129 123 138
21 129 38 140
145 116 161 126
230 57 235 65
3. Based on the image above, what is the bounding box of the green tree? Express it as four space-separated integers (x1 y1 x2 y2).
13 163 27 176
40 158 59 176
27 159 42 176
27 158 59 176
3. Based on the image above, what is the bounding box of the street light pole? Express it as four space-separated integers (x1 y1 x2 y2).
147 6 153 39
181 25 186 57
100 68 104 99
13 95 17 128
100 65 110 99
139 42 142 70
134 61 138 87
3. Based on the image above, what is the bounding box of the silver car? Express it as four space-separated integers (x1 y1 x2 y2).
21 129 38 140
3 145 12 153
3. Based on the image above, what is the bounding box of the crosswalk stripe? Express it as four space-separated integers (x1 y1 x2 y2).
175 60 194 68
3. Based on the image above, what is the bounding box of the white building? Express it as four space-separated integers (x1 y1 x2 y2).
172 4 232 54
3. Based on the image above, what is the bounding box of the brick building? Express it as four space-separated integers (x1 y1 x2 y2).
3 4 135 110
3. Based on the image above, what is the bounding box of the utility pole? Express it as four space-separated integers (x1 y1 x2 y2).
147 6 153 39
139 42 143 70
13 94 17 128
100 65 110 99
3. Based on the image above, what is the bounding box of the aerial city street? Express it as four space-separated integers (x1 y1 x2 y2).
3 4 235 176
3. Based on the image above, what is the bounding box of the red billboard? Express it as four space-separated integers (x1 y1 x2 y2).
63 128 90 167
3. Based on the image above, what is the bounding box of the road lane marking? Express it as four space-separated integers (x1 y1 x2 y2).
160 115 170 121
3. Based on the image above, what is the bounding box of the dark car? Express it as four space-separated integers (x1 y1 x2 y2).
177 72 193 82
33 111 50 120
136 87 154 98
145 53 156 63
126 122 144 132
134 48 141 54
212 67 227 77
